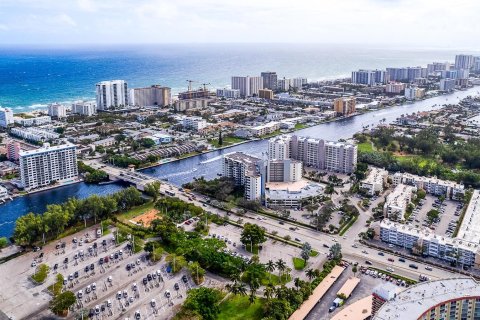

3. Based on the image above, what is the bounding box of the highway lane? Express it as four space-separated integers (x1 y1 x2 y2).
160 184 461 282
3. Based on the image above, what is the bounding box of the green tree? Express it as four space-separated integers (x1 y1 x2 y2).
352 264 358 277
183 287 221 320
305 203 319 216
226 281 247 296
141 138 156 148
13 212 42 246
240 223 267 250
427 209 439 224
301 242 312 263
329 243 342 261
166 254 187 273
0 237 8 249
218 131 223 146
49 291 76 315
275 258 287 279
187 261 206 285
305 268 316 281
144 181 161 201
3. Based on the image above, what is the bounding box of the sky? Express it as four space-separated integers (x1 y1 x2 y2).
0 0 479 48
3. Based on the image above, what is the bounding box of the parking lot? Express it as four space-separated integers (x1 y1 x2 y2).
406 195 463 237
0 225 196 320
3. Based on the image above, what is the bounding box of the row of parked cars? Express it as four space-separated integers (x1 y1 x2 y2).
360 267 409 287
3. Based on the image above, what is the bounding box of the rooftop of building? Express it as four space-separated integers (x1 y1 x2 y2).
19 143 76 156
331 295 372 320
337 277 361 297
393 172 464 190
456 189 480 243
362 167 388 185
224 152 261 177
265 179 324 200
385 184 416 209
374 278 480 320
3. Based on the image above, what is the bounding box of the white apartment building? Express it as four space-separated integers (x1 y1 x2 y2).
231 76 263 97
249 77 263 96
360 167 388 196
392 172 465 200
0 107 14 128
269 135 357 174
14 116 51 127
231 76 250 97
216 88 240 99
249 122 280 137
47 103 67 118
0 185 8 200
19 143 78 190
291 77 308 90
92 137 116 148
129 85 171 107
439 78 456 91
95 80 128 110
455 54 475 70
182 116 208 131
223 152 262 201
404 87 426 100
376 219 480 268
277 78 292 92
383 184 417 221
268 135 291 160
10 127 60 143
385 82 405 94
72 101 96 116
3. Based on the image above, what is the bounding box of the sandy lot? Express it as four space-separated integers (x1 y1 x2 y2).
130 208 161 227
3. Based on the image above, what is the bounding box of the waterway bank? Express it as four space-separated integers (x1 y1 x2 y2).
1 86 479 238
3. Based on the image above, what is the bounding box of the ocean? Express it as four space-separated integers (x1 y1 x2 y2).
0 44 475 111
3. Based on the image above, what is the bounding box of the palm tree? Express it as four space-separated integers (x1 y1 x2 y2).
306 268 316 281
264 283 275 301
265 260 275 280
294 277 301 289
229 269 241 283
283 267 292 282
226 281 247 296
275 259 286 279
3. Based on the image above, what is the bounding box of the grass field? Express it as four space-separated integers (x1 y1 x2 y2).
357 142 374 152
293 257 307 270
217 295 265 320
209 136 246 148
118 201 155 221
294 123 308 130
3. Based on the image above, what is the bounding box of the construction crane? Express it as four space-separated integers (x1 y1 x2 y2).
186 80 196 92
201 83 211 92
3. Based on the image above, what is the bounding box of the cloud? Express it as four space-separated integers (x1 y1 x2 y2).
56 13 77 27
0 0 479 47
77 0 97 12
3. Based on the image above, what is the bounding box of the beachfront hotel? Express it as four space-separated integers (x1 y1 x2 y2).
19 143 78 190
95 80 129 110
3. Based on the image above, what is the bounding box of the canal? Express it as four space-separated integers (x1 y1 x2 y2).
0 87 478 237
